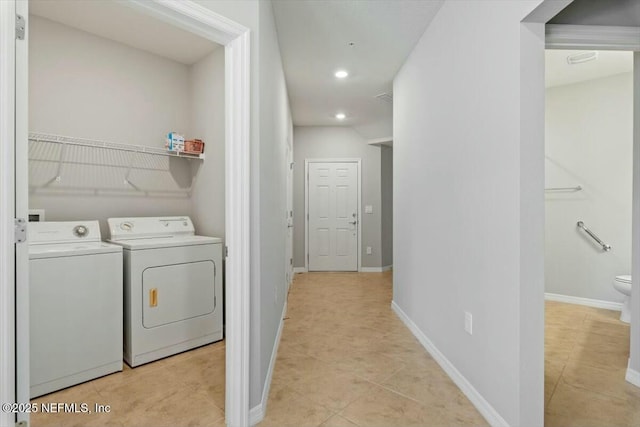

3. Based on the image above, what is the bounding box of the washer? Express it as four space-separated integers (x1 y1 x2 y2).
29 221 123 398
107 216 223 367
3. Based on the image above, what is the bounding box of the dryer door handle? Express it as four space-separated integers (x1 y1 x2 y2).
149 288 158 307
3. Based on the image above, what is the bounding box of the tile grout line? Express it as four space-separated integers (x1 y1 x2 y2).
559 376 635 404
546 362 567 409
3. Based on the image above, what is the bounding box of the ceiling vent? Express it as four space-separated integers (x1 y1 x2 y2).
375 93 393 104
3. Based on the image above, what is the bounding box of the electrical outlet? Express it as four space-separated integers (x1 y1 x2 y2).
365 205 373 214
464 312 473 335
366 246 372 255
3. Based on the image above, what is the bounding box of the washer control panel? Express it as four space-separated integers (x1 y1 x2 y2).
28 221 101 245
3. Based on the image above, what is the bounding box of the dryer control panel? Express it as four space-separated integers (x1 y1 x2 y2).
107 216 194 240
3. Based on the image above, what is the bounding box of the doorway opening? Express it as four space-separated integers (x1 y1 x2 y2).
8 1 249 425
543 48 637 425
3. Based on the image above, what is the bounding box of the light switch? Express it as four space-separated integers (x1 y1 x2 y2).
365 205 373 214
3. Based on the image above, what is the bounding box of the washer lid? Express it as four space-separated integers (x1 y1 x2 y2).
107 235 222 250
615 275 632 284
29 242 122 259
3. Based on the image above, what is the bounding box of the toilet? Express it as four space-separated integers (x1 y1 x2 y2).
613 275 631 323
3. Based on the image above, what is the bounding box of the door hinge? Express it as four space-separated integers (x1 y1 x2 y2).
16 14 25 40
224 246 228 258
14 218 27 243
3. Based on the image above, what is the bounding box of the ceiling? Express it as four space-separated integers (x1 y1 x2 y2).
545 50 633 88
29 0 220 65
272 0 443 136
549 0 640 27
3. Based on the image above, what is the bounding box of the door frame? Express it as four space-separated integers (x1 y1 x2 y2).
0 2 17 426
305 158 362 272
1 1 252 426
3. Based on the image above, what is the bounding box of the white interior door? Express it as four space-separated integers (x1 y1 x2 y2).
307 161 358 271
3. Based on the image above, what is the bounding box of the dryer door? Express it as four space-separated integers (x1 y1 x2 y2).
142 260 216 328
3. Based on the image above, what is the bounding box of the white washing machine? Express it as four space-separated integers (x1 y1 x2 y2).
29 221 123 398
107 216 223 367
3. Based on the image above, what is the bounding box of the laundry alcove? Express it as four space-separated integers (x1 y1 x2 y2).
27 9 225 239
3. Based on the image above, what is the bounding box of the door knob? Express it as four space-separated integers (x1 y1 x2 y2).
349 220 357 225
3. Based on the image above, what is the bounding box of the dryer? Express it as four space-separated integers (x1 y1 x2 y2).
29 221 123 397
107 216 223 367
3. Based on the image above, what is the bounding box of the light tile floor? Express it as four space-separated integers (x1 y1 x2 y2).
30 272 640 427
259 272 487 427
544 300 640 427
31 340 226 427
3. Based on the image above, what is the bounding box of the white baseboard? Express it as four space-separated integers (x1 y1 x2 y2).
391 301 509 427
361 265 392 272
249 300 288 425
544 292 623 311
626 360 640 388
295 266 391 273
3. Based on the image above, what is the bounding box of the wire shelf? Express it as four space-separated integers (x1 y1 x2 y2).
28 132 202 197
28 132 205 160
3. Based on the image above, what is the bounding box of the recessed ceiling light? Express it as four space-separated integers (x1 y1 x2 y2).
567 51 598 65
335 70 349 79
335 113 346 120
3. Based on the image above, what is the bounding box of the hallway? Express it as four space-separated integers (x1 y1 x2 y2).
259 272 486 427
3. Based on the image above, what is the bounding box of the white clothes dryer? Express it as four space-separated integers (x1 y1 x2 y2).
29 221 123 398
107 216 223 367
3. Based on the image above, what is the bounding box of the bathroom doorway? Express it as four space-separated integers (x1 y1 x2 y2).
543 48 639 425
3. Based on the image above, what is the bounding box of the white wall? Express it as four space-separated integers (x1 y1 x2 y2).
293 126 382 269
29 16 197 236
353 116 393 141
256 0 292 409
393 1 543 426
545 72 633 302
189 48 225 240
